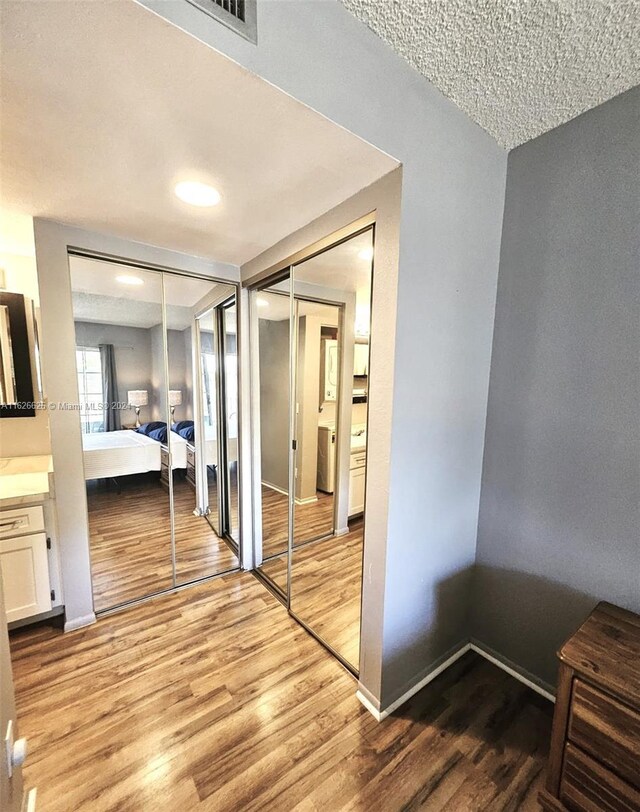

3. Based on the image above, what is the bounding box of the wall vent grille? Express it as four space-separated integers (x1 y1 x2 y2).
185 0 257 43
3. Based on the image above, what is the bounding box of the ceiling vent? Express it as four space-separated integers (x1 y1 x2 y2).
185 0 257 43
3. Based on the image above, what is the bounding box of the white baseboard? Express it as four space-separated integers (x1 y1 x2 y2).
469 641 556 703
357 640 555 722
356 688 384 721
335 526 349 537
295 495 318 506
64 612 96 633
261 479 288 496
357 643 472 722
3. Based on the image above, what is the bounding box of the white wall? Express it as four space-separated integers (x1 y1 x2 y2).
142 0 507 711
33 219 239 629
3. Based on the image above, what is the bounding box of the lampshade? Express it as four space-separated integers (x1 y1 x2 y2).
169 390 182 407
127 390 148 407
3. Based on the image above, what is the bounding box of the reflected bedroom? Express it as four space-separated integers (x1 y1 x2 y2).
70 255 240 612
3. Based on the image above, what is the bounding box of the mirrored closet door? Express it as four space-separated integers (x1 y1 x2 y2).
69 256 240 612
253 277 292 597
251 227 374 674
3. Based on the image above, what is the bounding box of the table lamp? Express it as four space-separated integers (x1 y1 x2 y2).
127 390 148 427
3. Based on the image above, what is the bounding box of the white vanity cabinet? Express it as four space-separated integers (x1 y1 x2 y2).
0 504 52 623
353 343 369 377
348 449 366 517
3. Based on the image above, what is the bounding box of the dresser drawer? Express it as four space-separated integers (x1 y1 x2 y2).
0 505 45 539
569 679 640 789
560 742 640 812
186 444 195 467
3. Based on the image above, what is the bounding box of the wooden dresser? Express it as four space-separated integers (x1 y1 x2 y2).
540 602 640 812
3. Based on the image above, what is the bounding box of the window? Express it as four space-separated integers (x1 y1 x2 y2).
76 346 104 433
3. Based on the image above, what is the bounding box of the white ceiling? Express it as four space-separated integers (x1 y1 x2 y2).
295 229 373 297
69 255 231 330
341 0 640 149
70 257 215 307
0 0 397 266
257 229 373 332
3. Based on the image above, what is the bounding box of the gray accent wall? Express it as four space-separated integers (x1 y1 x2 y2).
474 87 640 689
258 318 290 493
74 321 153 421
157 0 507 709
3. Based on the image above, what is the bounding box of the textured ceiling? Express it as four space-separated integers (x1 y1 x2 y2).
341 0 640 149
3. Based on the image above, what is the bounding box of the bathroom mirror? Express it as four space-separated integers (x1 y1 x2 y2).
0 292 36 417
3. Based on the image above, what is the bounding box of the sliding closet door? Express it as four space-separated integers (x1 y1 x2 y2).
197 306 221 536
69 257 174 611
164 275 239 585
221 300 240 544
253 277 292 597
289 228 374 672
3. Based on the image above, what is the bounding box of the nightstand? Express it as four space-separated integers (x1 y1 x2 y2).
186 444 196 489
159 445 170 490
540 602 640 811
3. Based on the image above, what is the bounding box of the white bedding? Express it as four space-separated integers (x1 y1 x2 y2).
83 427 237 481
83 430 160 480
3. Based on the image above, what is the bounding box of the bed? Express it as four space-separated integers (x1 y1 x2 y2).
82 430 162 480
82 423 237 481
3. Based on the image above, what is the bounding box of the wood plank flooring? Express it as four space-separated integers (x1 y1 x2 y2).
87 473 238 611
261 487 335 561
260 520 363 669
10 573 553 811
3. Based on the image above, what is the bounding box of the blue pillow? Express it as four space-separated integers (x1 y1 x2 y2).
178 425 195 442
172 420 194 434
136 421 166 436
148 425 168 443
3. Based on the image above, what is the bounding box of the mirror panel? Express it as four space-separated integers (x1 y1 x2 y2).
254 279 291 597
221 300 240 545
70 258 174 611
289 228 374 671
197 306 221 537
164 275 240 586
0 292 36 417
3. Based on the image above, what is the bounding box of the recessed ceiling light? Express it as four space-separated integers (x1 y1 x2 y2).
358 247 374 261
256 298 269 308
116 274 144 286
175 180 221 207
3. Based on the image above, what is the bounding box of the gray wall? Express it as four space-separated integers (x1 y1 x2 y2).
150 0 507 709
74 322 152 420
474 87 640 690
258 318 290 493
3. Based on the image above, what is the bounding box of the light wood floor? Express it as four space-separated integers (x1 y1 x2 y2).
88 473 238 611
260 520 364 670
261 486 335 561
9 574 552 811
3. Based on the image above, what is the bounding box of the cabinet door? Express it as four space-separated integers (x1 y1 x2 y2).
0 533 51 622
349 468 366 517
354 343 369 376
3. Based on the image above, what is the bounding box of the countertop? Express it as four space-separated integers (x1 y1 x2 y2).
0 455 54 502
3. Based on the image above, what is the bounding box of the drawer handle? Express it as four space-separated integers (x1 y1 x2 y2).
0 519 22 530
